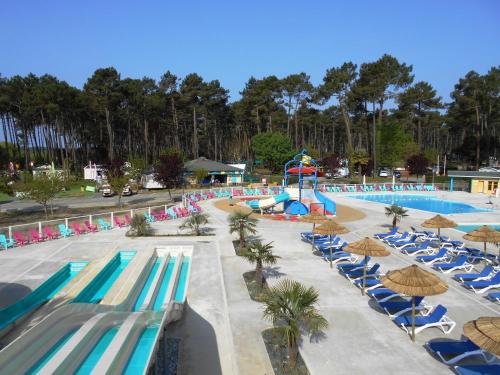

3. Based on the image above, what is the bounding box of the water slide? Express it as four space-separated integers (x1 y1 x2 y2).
0 262 88 337
0 246 193 375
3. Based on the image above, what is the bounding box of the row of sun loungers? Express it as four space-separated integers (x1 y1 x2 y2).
320 184 437 193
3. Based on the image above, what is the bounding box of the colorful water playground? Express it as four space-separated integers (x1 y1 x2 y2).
0 246 192 374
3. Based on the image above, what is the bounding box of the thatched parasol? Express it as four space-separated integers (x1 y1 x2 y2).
463 225 500 258
421 215 457 247
301 214 330 252
381 264 448 341
313 220 349 268
344 237 390 295
463 316 500 356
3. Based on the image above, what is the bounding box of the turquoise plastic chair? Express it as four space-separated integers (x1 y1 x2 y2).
167 208 177 219
57 224 74 238
98 218 111 230
144 213 155 223
0 234 14 250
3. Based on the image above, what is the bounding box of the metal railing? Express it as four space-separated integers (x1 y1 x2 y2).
319 182 450 193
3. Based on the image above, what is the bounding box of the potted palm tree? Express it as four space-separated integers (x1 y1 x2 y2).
385 204 408 228
242 241 280 289
179 212 209 235
261 279 328 369
228 210 258 252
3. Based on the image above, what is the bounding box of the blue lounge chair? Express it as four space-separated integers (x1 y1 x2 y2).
367 288 400 301
432 255 473 274
342 263 381 280
487 291 500 303
374 227 399 239
384 232 410 244
416 248 449 264
0 234 14 250
322 251 358 264
337 256 370 270
454 266 494 283
463 272 500 294
391 235 418 249
378 296 430 317
401 241 434 256
394 304 456 335
353 277 382 289
410 226 434 238
426 339 496 365
98 218 111 230
57 224 74 238
454 364 500 375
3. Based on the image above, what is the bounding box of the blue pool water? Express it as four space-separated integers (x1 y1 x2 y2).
0 261 88 331
123 325 160 375
26 329 77 374
174 257 190 302
152 257 176 311
73 251 136 304
133 258 161 311
75 326 119 374
455 224 500 232
348 194 489 214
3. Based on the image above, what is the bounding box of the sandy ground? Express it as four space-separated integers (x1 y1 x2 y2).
213 198 366 223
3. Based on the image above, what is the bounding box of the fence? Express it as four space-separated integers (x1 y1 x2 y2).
319 182 450 193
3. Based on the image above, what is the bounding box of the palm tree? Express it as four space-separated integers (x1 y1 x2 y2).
228 210 258 250
242 241 280 289
261 279 328 369
180 212 209 235
385 204 408 228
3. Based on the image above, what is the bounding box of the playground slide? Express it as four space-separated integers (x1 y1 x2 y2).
246 191 290 210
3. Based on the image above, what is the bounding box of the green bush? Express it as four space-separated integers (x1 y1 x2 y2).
127 214 151 236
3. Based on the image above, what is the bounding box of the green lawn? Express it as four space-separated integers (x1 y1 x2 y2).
0 192 12 202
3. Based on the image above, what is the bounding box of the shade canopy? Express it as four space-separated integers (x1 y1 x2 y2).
300 214 329 224
463 225 500 244
421 215 457 229
313 220 349 235
381 264 448 297
344 237 390 257
463 317 500 356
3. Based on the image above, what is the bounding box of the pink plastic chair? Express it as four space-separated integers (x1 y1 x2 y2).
124 214 132 225
13 231 29 246
30 229 46 242
43 227 59 240
84 220 98 232
71 222 87 235
114 216 127 227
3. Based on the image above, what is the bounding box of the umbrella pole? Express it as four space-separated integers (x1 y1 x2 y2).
329 235 333 269
438 227 441 249
362 256 366 296
411 296 415 342
311 223 315 252
484 241 487 258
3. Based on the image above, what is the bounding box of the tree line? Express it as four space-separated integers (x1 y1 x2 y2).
1 54 499 174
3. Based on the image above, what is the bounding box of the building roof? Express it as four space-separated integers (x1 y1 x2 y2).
184 157 242 173
448 170 500 179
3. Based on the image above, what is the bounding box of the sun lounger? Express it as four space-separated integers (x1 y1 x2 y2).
394 304 456 335
400 241 434 256
487 291 500 302
378 296 431 318
322 252 358 264
432 255 473 274
337 257 371 272
384 232 410 244
410 227 434 239
343 263 381 281
454 364 500 375
454 266 494 283
0 234 15 249
463 272 500 294
391 235 419 249
426 339 496 365
367 288 401 302
353 277 382 290
416 248 449 264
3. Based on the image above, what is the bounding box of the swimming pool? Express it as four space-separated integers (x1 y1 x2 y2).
455 224 500 232
348 194 490 214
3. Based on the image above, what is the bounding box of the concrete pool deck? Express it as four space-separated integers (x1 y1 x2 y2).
0 189 498 374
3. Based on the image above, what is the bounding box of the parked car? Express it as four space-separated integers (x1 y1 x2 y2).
378 169 390 177
101 184 114 197
393 170 401 178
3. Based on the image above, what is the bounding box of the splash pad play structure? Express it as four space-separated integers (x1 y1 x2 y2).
246 150 335 216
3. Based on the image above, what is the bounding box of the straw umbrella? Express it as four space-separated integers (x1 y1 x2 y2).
381 264 448 342
313 220 349 268
463 316 500 356
421 215 457 247
301 214 329 252
463 225 500 258
344 237 390 295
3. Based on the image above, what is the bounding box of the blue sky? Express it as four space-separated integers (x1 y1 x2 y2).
1 0 499 102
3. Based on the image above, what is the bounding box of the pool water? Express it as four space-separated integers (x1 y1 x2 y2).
123 325 160 375
348 194 489 214
455 224 500 232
